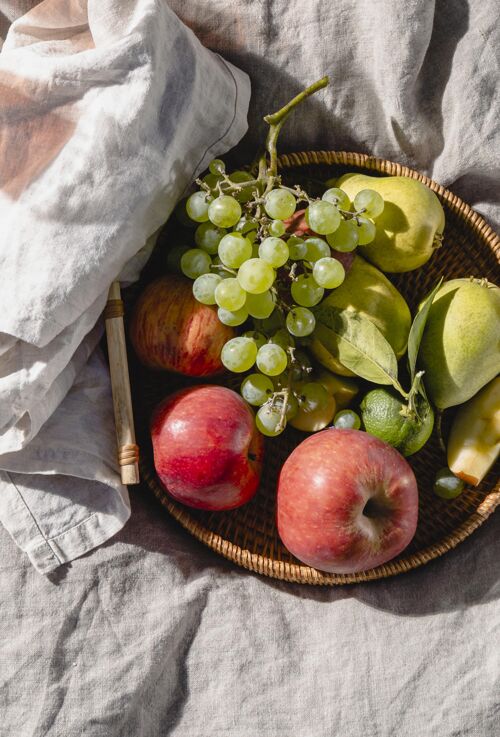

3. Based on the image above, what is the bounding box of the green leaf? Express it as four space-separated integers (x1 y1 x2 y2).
314 305 402 390
407 278 443 381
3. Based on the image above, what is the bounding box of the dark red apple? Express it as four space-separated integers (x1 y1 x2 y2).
277 429 418 573
151 385 264 510
130 274 234 375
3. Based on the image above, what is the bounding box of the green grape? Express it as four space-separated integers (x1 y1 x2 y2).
195 222 226 254
218 232 252 268
258 237 289 268
242 331 267 349
355 216 376 245
256 404 285 437
214 278 246 311
286 307 316 337
298 382 330 412
289 350 312 382
256 343 288 376
264 188 297 220
283 393 299 419
287 236 308 260
202 172 221 190
272 393 298 421
235 218 258 236
326 219 359 252
291 275 324 307
217 306 248 326
166 244 189 273
241 374 274 406
313 257 346 289
237 258 275 294
305 237 330 262
208 195 242 228
334 410 361 430
322 187 351 211
209 158 225 175
269 220 286 237
255 310 285 334
433 468 465 499
272 328 295 350
229 171 255 203
353 189 384 218
180 248 212 279
305 201 341 235
221 337 257 373
245 290 275 319
192 273 222 305
186 191 210 223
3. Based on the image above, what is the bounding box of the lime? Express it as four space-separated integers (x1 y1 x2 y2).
360 388 434 457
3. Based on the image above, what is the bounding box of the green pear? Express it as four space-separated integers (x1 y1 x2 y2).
336 173 445 272
311 255 411 376
447 377 500 486
418 279 500 409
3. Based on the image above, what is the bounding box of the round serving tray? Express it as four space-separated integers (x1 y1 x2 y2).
131 150 500 585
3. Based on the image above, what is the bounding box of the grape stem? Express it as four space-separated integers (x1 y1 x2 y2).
274 370 294 433
210 263 237 276
263 77 330 181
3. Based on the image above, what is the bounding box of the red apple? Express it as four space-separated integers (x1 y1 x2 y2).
277 429 418 573
151 385 264 510
130 274 234 375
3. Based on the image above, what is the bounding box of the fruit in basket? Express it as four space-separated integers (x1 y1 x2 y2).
151 385 263 510
289 391 336 432
447 377 500 486
336 174 445 272
311 256 411 375
333 409 361 429
360 387 434 456
433 469 465 499
130 274 234 375
418 278 500 408
317 370 359 410
172 77 436 437
276 428 418 573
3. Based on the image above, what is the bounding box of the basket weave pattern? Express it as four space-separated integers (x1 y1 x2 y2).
133 151 500 585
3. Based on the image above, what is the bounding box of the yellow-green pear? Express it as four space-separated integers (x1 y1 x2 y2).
447 377 500 486
317 370 359 409
336 173 445 272
311 256 411 376
418 279 500 409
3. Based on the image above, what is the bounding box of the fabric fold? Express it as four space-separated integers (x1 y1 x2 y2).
0 0 250 572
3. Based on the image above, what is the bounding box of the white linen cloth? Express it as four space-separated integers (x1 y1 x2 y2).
0 2 499 737
0 0 250 571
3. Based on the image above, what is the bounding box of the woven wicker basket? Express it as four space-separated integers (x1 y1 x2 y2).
131 151 500 585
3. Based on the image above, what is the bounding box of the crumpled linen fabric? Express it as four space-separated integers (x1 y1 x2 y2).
0 0 250 571
1 1 499 735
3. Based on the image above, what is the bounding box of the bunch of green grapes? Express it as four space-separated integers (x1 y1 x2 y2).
174 157 384 437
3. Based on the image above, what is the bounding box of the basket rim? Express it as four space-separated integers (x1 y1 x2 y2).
142 460 500 585
139 149 500 585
